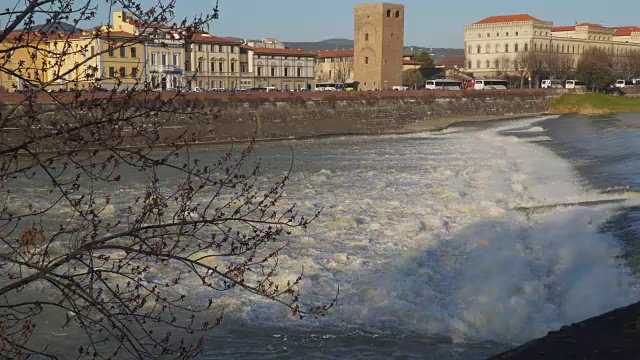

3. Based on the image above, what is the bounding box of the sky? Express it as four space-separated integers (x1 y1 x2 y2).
98 0 640 48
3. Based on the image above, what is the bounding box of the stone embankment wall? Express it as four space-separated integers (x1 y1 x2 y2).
0 90 563 146
166 90 559 143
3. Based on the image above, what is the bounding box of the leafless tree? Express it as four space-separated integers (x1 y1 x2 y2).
495 55 513 78
0 1 335 359
615 49 640 80
402 69 424 89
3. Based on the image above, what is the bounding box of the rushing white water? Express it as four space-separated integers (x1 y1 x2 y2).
14 116 638 357
170 116 637 347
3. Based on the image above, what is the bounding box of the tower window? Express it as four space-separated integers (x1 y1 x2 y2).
387 9 391 17
365 57 369 65
365 33 369 41
395 10 400 18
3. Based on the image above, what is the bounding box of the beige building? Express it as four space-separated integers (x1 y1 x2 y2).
314 49 355 83
354 3 405 90
464 14 640 79
240 39 316 90
185 33 241 90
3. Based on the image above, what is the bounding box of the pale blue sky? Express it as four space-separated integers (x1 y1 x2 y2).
112 0 640 48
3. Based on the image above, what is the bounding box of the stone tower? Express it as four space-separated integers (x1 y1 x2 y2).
354 3 405 91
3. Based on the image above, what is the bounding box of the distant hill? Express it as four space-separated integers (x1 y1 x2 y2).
21 21 83 34
228 37 462 62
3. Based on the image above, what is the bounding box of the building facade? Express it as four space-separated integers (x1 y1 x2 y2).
464 14 640 79
354 3 405 90
241 39 316 90
0 32 48 91
185 33 241 90
314 49 355 83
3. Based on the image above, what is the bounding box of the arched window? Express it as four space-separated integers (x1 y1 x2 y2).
486 60 490 68
395 10 400 18
494 59 500 68
562 45 565 53
477 60 481 69
505 44 509 52
495 44 500 52
515 44 519 52
486 44 490 53
545 43 548 51
386 9 391 17
477 45 481 53
365 33 369 41
365 56 369 65
468 61 472 69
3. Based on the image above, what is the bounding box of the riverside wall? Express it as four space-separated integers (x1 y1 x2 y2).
160 90 560 143
0 90 564 146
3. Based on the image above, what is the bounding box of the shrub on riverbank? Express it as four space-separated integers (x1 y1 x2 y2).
551 94 640 114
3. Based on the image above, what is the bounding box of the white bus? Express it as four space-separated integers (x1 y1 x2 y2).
565 80 586 89
474 79 508 90
541 79 563 89
615 79 640 88
425 79 462 90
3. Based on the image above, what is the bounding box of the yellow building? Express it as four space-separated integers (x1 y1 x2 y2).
45 30 143 90
0 32 48 91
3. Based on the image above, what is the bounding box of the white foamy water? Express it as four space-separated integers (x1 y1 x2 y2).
12 116 638 358
174 117 638 347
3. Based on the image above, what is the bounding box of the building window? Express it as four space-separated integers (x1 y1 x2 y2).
485 60 490 68
284 67 289 77
90 46 95 56
477 45 481 53
297 67 302 77
108 46 114 57
365 33 369 41
515 44 519 52
468 61 472 69
210 61 215 72
109 67 115 78
329 70 332 79
219 80 224 88
119 67 126 77
478 34 481 38
534 43 538 51
386 9 391 17
468 45 471 54
270 67 276 76
396 10 400 18
219 62 223 73
173 53 179 66
131 67 138 78
505 44 509 52
198 44 203 52
494 59 499 68
545 44 548 51
495 44 500 52
486 44 490 53
506 32 509 36
257 67 262 76
562 45 565 53
241 64 247 72
231 62 236 73
130 47 137 58
120 47 125 57
515 32 519 36
365 56 369 64
151 53 157 65
198 60 204 72
496 32 499 37
477 60 481 69
525 43 528 52
161 53 167 66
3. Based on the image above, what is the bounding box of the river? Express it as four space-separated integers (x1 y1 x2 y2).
11 114 640 359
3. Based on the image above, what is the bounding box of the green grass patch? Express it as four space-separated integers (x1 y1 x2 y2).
551 94 640 114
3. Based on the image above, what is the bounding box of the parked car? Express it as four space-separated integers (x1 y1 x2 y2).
392 86 410 91
192 87 206 92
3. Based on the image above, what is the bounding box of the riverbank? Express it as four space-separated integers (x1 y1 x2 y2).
550 93 640 115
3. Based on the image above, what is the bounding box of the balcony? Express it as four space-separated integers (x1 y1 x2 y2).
150 65 184 74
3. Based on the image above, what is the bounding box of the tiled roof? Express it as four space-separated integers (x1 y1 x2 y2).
614 26 640 36
577 23 604 28
475 14 540 24
314 49 354 58
98 30 136 38
552 26 576 32
191 33 240 44
249 47 317 57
